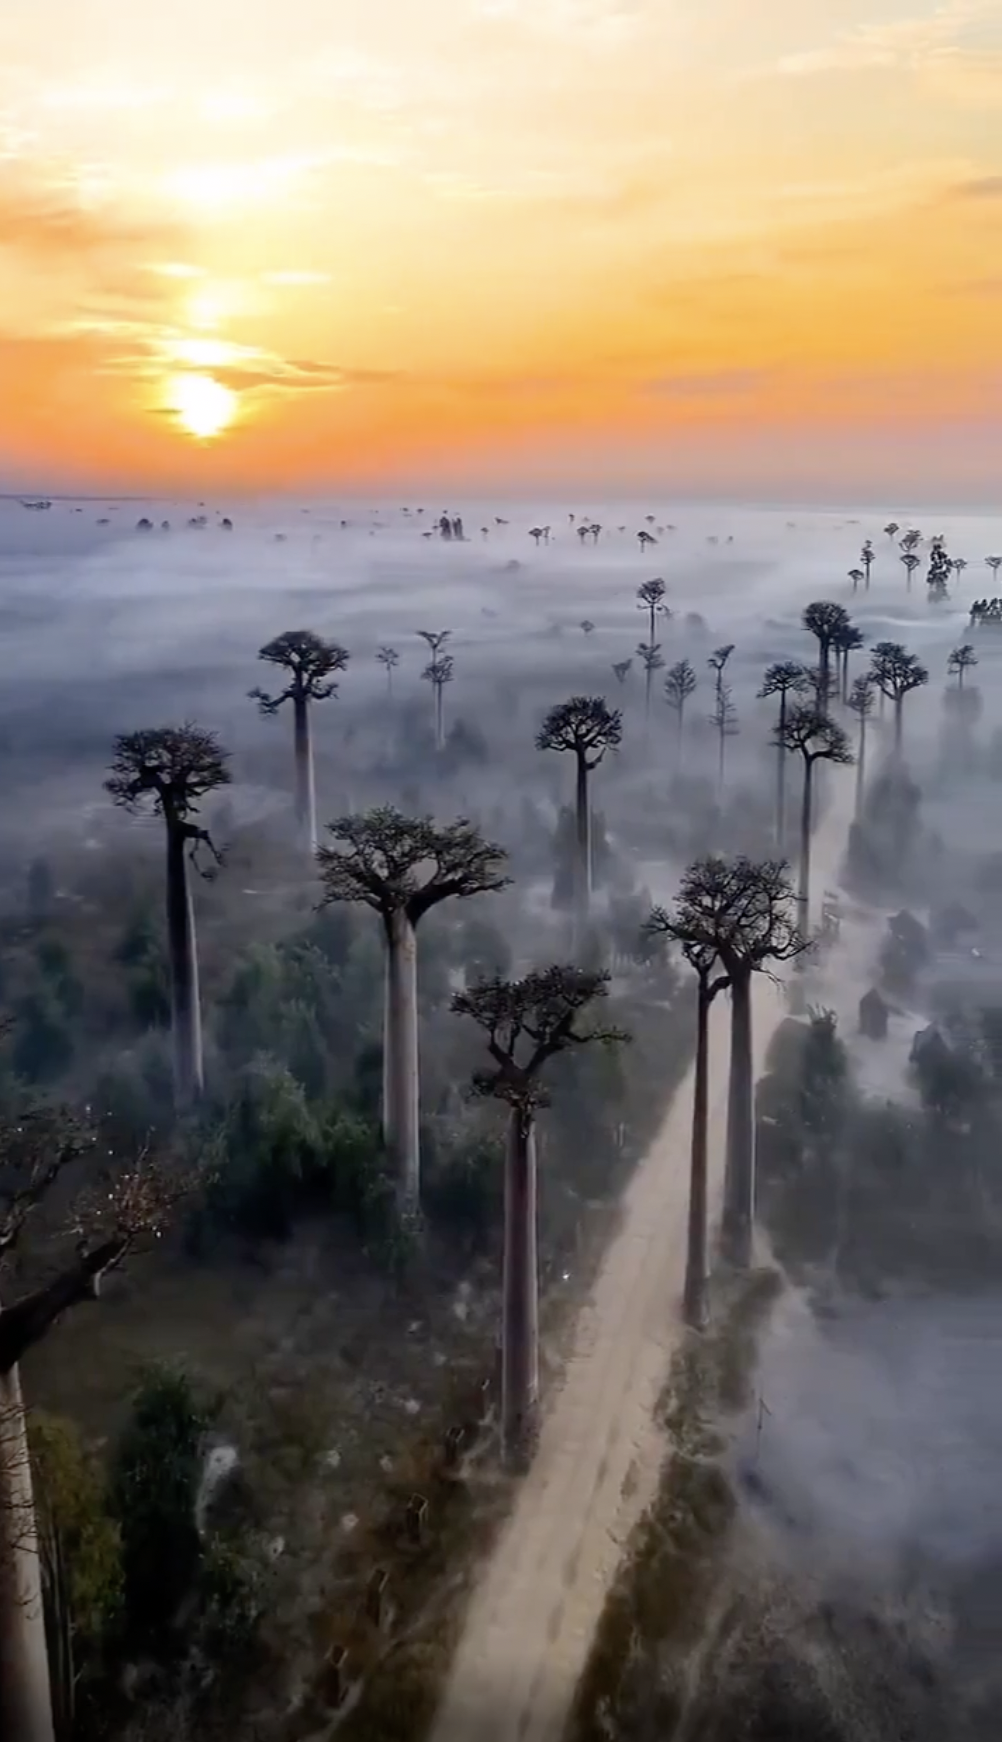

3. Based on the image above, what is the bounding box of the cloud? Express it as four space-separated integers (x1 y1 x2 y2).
947 174 1002 198
0 177 160 261
640 367 770 397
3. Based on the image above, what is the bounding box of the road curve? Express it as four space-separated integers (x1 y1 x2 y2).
429 774 855 1742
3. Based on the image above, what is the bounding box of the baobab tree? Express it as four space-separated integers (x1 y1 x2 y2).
105 726 229 1106
901 529 922 553
846 674 875 818
710 683 739 794
848 567 864 594
869 640 929 752
611 659 632 685
376 644 400 696
0 1112 188 1742
536 697 622 945
775 704 853 935
317 809 509 1210
636 577 667 647
418 628 450 661
707 643 734 705
422 654 454 750
884 522 900 538
947 644 978 688
663 657 697 764
861 539 874 588
953 556 968 579
833 622 865 703
802 601 850 708
451 967 626 1463
758 660 811 847
636 642 665 736
637 529 657 551
249 629 349 855
901 553 920 590
986 555 1002 584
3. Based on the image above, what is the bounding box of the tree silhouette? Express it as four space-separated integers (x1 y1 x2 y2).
802 601 850 709
861 539 874 588
707 643 734 705
833 622 865 703
422 654 455 751
663 657 697 765
452 968 626 1463
901 552 920 590
250 629 349 855
848 568 864 594
611 659 632 685
947 644 978 689
318 809 509 1209
869 640 929 752
637 529 657 550
536 697 622 945
376 644 400 696
884 522 900 538
774 705 852 934
636 578 667 647
105 726 229 1105
758 660 811 848
846 674 875 818
0 1109 192 1742
986 555 1002 583
709 684 739 794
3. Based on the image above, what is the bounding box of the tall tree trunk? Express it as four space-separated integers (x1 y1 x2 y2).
775 693 788 849
798 757 814 939
573 753 591 948
676 705 684 770
0 1362 56 1742
501 1109 539 1468
381 952 394 1147
292 693 317 857
717 727 726 795
166 821 203 1106
435 683 445 752
384 907 421 1211
684 979 711 1328
722 970 754 1270
644 665 652 741
855 718 866 818
894 696 903 752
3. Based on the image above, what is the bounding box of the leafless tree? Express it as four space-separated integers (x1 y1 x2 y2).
758 661 811 847
709 683 739 794
774 705 853 934
452 968 626 1464
318 810 509 1208
536 697 622 946
663 657 697 765
105 726 229 1105
250 629 349 855
707 643 734 706
376 644 400 697
869 640 929 752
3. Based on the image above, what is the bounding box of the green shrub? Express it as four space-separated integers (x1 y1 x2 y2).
30 1412 123 1649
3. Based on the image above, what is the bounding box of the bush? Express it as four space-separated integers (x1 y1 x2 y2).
109 1365 211 1646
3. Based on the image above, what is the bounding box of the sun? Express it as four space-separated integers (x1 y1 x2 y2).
166 371 237 440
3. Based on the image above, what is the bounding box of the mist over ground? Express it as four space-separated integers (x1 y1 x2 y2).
3 490 1002 1741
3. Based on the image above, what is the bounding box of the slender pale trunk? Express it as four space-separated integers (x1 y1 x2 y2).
675 706 684 769
0 1362 56 1742
798 757 814 939
166 820 203 1106
384 908 420 1211
644 665 652 741
502 1109 539 1468
722 970 754 1269
684 980 711 1328
717 726 726 795
435 682 445 752
855 717 867 817
573 752 591 949
894 696 904 753
292 692 317 857
775 693 788 849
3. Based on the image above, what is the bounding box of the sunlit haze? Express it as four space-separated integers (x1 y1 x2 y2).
1 0 1000 498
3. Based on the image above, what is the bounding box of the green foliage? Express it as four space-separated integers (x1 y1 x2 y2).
423 1124 504 1251
30 1412 123 1648
109 1365 210 1645
10 987 74 1082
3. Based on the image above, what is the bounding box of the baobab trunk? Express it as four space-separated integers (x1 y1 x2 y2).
501 1110 539 1468
292 692 317 856
855 719 867 818
435 683 445 752
384 907 421 1211
722 971 755 1270
683 980 711 1328
894 696 904 753
0 1362 56 1742
798 758 814 939
166 821 204 1105
573 753 591 947
775 694 788 849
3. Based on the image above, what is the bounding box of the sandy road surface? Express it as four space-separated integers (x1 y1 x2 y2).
429 773 857 1742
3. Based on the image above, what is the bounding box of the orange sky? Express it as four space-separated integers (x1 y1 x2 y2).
1 0 1000 498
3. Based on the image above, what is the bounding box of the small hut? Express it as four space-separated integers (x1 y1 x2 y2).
859 987 889 1040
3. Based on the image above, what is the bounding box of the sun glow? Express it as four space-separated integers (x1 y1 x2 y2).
166 371 237 440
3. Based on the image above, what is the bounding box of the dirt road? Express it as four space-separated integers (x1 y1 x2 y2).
429 773 856 1742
